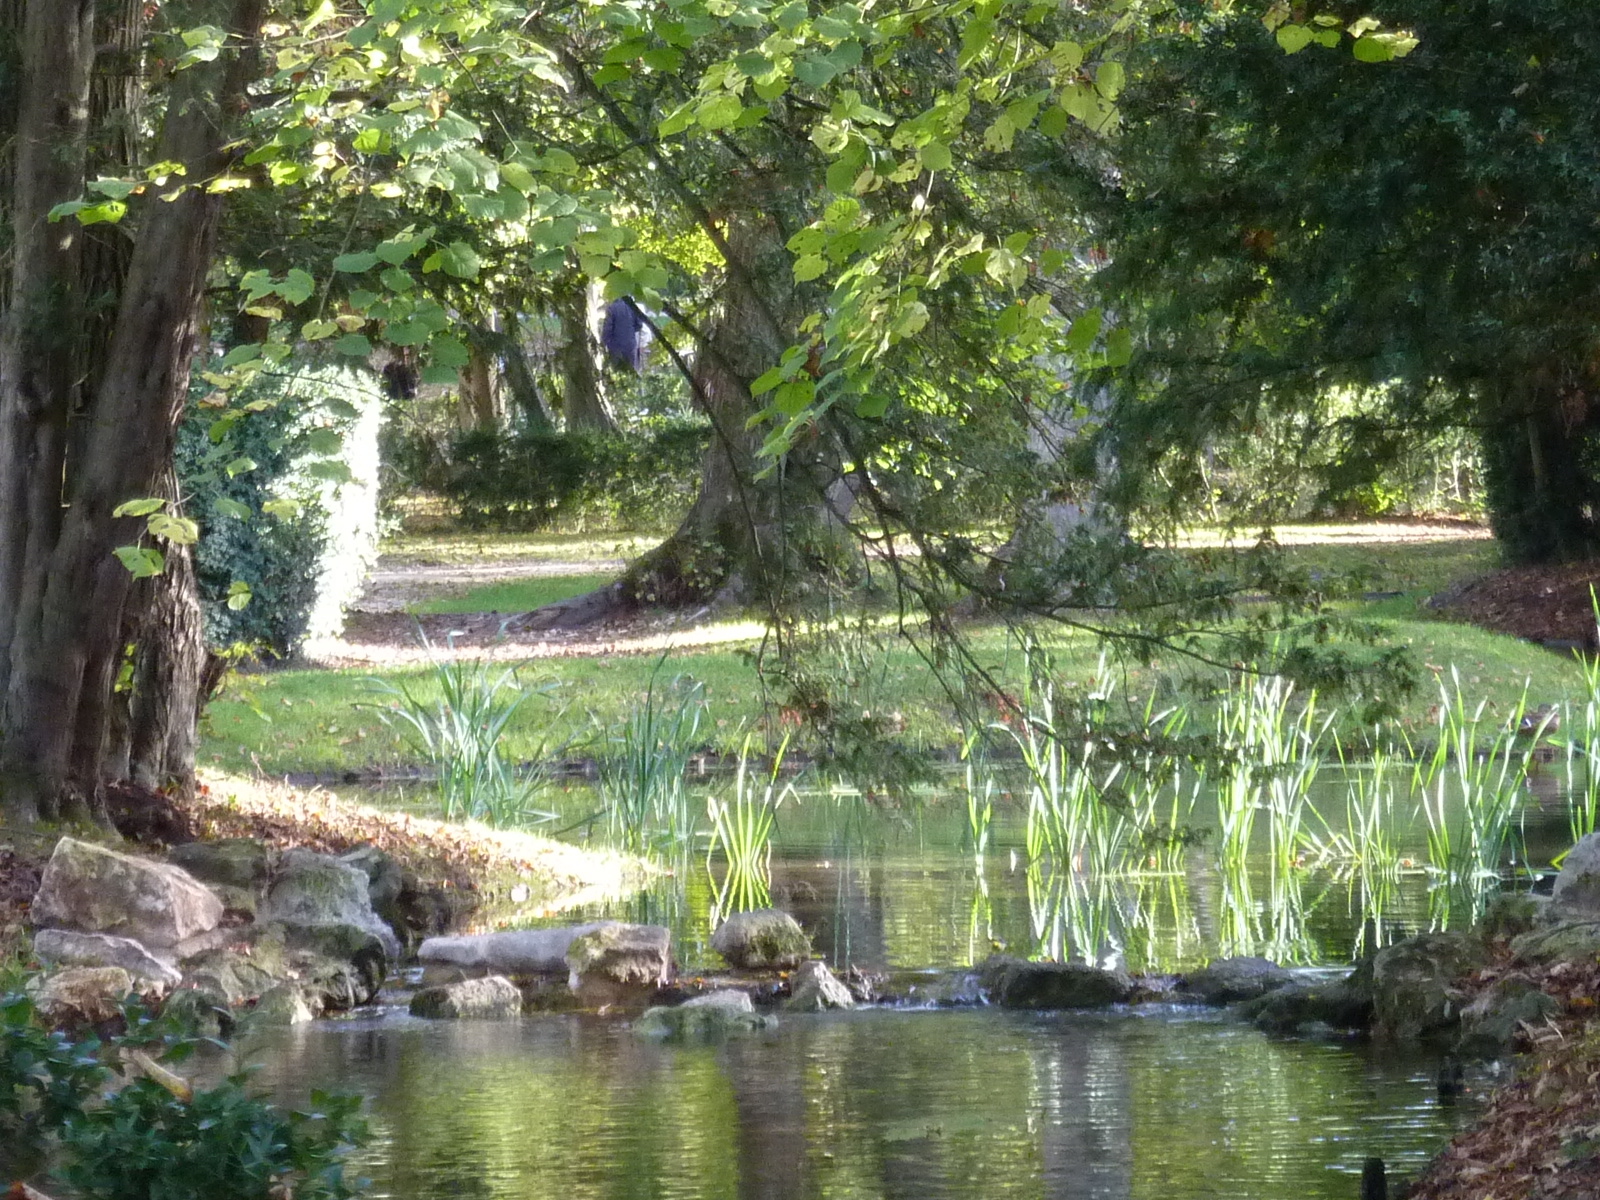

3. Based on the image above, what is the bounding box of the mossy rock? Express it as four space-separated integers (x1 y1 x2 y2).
709 909 811 970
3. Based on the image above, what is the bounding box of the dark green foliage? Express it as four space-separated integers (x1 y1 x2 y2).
1097 0 1600 562
437 420 710 530
177 389 326 659
0 993 108 1175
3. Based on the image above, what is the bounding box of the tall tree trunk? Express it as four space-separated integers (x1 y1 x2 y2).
553 274 618 434
481 312 554 432
457 342 498 429
0 0 264 821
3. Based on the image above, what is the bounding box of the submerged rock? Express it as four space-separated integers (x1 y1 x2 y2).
710 909 812 970
32 929 182 990
31 837 222 950
27 966 134 1027
978 956 1133 1010
785 960 854 1012
420 925 609 977
1176 956 1293 1006
1372 932 1487 1041
635 989 774 1041
410 975 524 1019
1239 967 1373 1036
567 922 672 1006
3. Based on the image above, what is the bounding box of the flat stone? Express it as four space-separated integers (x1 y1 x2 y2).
26 966 134 1026
168 839 274 891
566 923 672 993
978 956 1133 1010
635 989 774 1041
786 960 854 1011
710 909 811 970
410 975 524 1019
1456 976 1557 1058
32 929 182 990
31 837 222 949
1239 975 1373 1035
1177 956 1293 1006
419 925 610 976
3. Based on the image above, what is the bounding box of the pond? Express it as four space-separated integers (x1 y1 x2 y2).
256 768 1556 1199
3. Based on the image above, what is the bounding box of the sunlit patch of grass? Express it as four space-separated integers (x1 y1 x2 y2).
380 529 656 566
410 573 616 615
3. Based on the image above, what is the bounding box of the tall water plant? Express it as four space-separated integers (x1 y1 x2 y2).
706 739 793 920
367 644 558 827
598 664 707 851
1214 672 1329 876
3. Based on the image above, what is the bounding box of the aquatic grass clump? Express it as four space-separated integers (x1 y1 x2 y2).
706 738 793 920
598 664 707 851
366 642 559 827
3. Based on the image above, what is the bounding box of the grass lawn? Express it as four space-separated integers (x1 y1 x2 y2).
410 573 618 615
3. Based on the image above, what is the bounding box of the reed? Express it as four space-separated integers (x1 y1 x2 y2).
1214 672 1328 874
959 732 996 863
366 645 557 827
706 738 793 920
598 665 707 851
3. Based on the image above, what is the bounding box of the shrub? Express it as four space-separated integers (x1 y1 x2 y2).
436 420 709 531
179 360 385 658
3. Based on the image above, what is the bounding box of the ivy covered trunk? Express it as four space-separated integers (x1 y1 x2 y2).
0 0 264 822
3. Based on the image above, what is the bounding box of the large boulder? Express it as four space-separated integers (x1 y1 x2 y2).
259 848 400 964
635 989 774 1042
32 929 182 990
246 984 319 1027
1177 956 1293 1006
179 921 385 1012
567 923 672 1005
1455 975 1558 1058
168 839 274 892
979 957 1133 1009
1239 970 1374 1036
30 837 222 950
410 975 524 1019
785 960 854 1012
1512 920 1600 964
710 909 812 970
1551 833 1600 918
419 925 610 979
26 966 133 1027
1371 932 1488 1041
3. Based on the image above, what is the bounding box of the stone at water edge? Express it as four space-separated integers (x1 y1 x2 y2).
566 923 672 1006
30 837 222 949
710 909 812 970
420 925 611 977
26 966 133 1026
978 956 1134 1010
1510 920 1600 964
1552 833 1600 917
1371 931 1488 1041
259 848 401 964
1176 956 1293 1006
785 960 855 1011
32 929 182 990
246 983 319 1027
1455 975 1558 1058
635 989 774 1041
410 975 524 1019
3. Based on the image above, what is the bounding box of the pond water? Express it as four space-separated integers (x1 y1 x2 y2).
261 768 1567 1199
246 1005 1478 1200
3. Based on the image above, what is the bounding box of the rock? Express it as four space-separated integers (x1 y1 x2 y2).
567 923 672 1005
978 956 1133 1009
161 986 233 1039
1512 920 1600 964
260 848 400 964
340 846 404 910
1177 956 1293 1006
879 969 984 1007
635 989 774 1041
1239 974 1373 1036
1479 891 1547 940
1552 833 1600 917
30 837 222 949
27 966 133 1026
419 925 610 976
32 929 181 990
409 975 524 1019
1455 976 1558 1058
247 984 318 1027
786 960 855 1011
181 946 284 1008
710 909 812 970
168 839 274 892
1371 932 1488 1041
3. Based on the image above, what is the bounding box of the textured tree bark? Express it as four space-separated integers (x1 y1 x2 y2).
0 0 264 821
553 274 618 434
457 342 498 429
484 312 554 432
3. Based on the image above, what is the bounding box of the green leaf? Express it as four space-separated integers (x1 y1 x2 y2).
332 333 373 356
147 513 199 545
261 498 301 519
333 251 379 272
113 546 165 579
919 141 953 171
224 456 257 478
380 266 414 292
213 497 252 520
420 364 459 385
303 427 343 456
1105 325 1133 367
113 498 166 518
226 581 253 611
428 334 471 368
278 268 316 305
1275 23 1314 53
696 93 744 130
438 241 481 279
1065 308 1103 353
793 255 828 282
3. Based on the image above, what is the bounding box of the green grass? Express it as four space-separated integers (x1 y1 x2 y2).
382 530 655 566
410 573 617 615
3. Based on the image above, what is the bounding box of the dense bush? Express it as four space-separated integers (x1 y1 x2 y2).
434 420 710 531
178 360 385 658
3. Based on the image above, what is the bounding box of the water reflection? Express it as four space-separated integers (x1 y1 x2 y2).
246 1009 1475 1200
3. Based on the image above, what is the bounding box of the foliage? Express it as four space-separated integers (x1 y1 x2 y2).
365 643 561 827
0 990 366 1200
433 422 709 532
179 361 386 657
706 739 792 919
598 664 707 851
